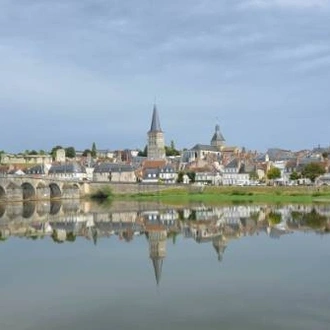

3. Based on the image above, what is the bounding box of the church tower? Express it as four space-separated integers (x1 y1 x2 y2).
211 124 225 149
147 104 166 159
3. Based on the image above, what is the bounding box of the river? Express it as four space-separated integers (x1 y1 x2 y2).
0 200 329 330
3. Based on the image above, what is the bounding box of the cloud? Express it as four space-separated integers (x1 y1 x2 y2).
0 0 330 152
239 0 330 9
270 44 330 61
295 54 330 72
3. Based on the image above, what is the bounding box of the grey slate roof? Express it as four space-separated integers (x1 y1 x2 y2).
266 148 294 161
144 168 160 177
190 144 219 152
25 164 46 175
49 162 86 174
94 163 134 173
160 165 175 173
225 158 239 169
149 104 162 132
211 124 225 143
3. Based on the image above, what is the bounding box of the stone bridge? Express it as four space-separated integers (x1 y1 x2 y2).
0 175 89 202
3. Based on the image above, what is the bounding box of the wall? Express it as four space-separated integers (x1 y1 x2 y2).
88 182 184 195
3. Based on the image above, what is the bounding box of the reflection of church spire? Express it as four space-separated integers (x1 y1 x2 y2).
147 224 167 286
92 228 98 246
152 258 164 286
212 235 227 262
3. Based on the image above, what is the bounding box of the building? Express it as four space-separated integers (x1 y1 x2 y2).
222 158 250 186
48 162 87 181
147 105 166 160
1 153 52 165
93 163 136 182
211 124 225 148
182 124 225 163
159 164 177 184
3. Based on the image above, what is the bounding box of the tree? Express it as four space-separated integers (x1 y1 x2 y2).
65 146 76 159
50 145 63 160
82 149 91 157
177 171 184 183
301 162 325 182
249 171 259 181
91 142 97 158
137 145 147 157
165 140 180 156
289 171 300 181
187 171 196 183
267 167 281 180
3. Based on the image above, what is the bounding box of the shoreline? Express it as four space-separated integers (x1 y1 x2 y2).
92 185 330 204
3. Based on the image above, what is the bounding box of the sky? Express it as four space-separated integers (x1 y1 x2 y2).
1 0 330 154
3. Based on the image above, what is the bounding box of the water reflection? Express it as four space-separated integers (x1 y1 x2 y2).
1 201 330 285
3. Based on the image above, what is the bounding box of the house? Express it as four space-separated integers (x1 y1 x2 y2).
159 164 177 184
222 158 250 186
316 173 330 186
48 162 87 181
142 168 160 183
140 160 166 183
25 164 51 176
93 163 136 182
195 172 221 185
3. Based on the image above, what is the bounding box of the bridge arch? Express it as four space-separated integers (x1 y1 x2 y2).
50 201 62 215
49 183 62 199
62 183 80 199
0 204 5 218
22 182 36 200
6 182 22 201
22 202 36 219
0 185 5 201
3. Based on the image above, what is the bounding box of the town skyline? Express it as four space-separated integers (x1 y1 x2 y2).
1 104 329 156
1 1 330 153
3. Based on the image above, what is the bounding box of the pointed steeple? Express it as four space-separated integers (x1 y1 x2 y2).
149 104 162 132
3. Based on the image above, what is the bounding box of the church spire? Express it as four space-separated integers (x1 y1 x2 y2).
147 104 165 159
149 104 162 132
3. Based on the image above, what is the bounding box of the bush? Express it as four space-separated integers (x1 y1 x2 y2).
90 186 113 200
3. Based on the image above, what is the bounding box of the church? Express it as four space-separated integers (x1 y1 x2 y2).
147 104 166 160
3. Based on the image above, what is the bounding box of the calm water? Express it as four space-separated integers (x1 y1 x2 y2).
0 201 330 330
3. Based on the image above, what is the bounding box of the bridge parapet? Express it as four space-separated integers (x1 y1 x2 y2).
0 175 86 202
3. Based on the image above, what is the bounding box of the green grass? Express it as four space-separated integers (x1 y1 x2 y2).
111 185 330 205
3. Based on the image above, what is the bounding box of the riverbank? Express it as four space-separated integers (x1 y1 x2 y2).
91 185 330 204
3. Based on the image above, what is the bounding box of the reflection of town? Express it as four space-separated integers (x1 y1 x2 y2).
1 201 330 284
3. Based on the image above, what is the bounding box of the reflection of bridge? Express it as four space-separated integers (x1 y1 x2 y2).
0 175 88 202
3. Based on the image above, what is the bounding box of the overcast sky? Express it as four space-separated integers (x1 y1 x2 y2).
1 0 330 153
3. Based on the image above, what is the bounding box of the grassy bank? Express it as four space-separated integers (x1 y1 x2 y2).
91 185 330 205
